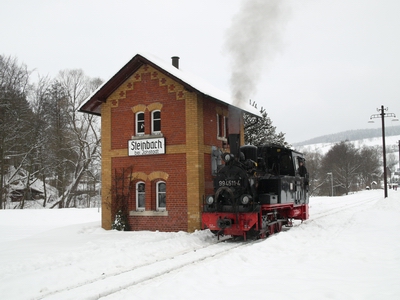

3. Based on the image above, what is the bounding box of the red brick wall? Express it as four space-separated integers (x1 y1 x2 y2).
109 69 189 232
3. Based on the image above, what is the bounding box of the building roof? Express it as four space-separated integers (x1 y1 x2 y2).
79 53 261 117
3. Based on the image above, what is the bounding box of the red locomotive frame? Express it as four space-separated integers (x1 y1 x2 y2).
202 203 309 240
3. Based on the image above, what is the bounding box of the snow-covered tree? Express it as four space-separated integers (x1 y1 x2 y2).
244 104 289 147
0 55 34 209
1 57 103 209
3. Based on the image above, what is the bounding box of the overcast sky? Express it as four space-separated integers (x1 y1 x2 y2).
2 0 400 144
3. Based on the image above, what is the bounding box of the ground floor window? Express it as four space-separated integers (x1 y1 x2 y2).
136 181 145 211
156 181 166 210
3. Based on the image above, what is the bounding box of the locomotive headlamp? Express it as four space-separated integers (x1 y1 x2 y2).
240 194 252 205
224 153 231 162
223 153 233 163
205 195 214 205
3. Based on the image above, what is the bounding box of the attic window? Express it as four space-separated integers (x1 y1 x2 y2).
152 110 161 134
136 112 145 135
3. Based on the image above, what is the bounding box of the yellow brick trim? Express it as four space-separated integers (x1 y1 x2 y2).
101 101 113 230
110 149 128 157
130 172 148 181
148 171 169 181
202 144 212 154
147 102 163 112
108 65 185 111
185 92 204 232
166 144 187 154
107 66 144 108
131 104 147 114
155 67 185 101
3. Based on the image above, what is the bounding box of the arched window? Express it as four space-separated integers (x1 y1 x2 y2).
156 181 166 211
136 112 145 135
152 110 161 134
136 181 145 211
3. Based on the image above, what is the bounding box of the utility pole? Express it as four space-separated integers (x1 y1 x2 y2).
369 105 398 198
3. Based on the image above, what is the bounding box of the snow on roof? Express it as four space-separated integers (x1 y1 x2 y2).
138 52 261 116
80 52 261 117
6 166 58 196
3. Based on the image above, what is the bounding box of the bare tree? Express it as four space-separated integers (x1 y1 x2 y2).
30 75 61 207
358 146 381 189
302 150 323 196
50 70 102 208
321 141 362 195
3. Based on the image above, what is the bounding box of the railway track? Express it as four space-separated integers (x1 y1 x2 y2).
306 195 379 222
38 237 255 300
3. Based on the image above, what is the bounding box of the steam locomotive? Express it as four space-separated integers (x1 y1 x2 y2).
202 134 309 240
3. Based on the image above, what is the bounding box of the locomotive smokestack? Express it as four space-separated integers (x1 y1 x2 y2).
171 56 180 69
228 106 241 134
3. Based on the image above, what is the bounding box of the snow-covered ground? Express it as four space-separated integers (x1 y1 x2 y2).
1 189 399 300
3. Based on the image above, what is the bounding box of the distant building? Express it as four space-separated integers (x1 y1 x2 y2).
80 53 260 232
4 166 58 204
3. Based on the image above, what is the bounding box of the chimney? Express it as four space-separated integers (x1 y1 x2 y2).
171 56 180 69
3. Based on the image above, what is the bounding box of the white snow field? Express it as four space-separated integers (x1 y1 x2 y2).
0 189 399 300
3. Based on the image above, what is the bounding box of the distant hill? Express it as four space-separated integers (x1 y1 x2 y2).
294 125 400 147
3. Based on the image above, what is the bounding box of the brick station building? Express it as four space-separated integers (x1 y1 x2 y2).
79 53 260 232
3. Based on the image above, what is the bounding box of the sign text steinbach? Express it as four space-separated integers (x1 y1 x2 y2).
128 137 165 156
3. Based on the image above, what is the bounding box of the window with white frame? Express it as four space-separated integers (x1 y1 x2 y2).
136 182 145 210
136 112 145 135
156 181 166 210
151 110 161 134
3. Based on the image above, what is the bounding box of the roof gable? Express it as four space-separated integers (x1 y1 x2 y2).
79 53 261 117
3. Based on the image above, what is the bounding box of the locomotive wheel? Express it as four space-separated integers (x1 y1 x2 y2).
268 224 274 236
276 221 282 233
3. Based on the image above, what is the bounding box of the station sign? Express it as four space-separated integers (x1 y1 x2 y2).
128 137 165 156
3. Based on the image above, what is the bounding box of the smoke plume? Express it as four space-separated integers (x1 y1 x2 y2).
224 0 291 106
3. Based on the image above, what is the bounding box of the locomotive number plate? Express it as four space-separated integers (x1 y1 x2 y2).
218 180 241 187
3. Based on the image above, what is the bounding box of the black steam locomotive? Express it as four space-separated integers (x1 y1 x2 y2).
202 134 309 240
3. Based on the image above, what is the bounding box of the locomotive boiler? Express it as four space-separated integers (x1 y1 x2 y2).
202 134 309 240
